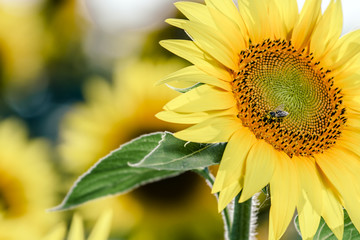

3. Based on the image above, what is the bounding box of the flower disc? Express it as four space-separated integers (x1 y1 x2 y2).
233 39 347 157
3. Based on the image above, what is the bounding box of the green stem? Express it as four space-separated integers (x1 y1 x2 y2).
230 194 253 240
194 168 231 240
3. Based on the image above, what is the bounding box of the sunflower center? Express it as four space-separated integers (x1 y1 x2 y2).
0 170 27 218
232 39 346 157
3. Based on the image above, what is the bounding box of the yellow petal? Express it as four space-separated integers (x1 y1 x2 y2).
206 0 248 41
267 0 287 39
268 152 298 240
331 147 360 186
292 0 321 50
238 0 271 43
174 115 240 143
157 65 232 90
88 210 113 240
325 29 360 75
337 132 360 157
320 180 344 240
166 18 187 29
273 0 298 37
310 0 343 60
297 190 321 240
207 6 246 53
182 21 237 69
213 128 257 193
68 213 85 240
316 150 360 233
218 181 242 212
160 39 231 81
174 1 215 26
294 156 323 216
164 84 235 112
156 107 237 125
239 139 276 202
334 73 360 94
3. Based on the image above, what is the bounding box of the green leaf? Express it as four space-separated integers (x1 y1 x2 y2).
53 132 180 210
295 210 360 240
130 132 226 170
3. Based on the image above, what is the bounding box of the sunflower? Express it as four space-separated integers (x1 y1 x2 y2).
0 2 45 87
59 59 185 174
157 0 360 239
0 118 60 240
41 210 112 240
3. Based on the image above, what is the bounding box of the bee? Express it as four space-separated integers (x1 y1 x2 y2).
269 104 289 118
264 104 289 122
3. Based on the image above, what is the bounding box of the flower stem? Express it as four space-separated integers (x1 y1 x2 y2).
194 168 232 240
230 194 253 240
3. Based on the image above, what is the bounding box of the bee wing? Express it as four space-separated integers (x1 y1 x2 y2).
274 104 285 111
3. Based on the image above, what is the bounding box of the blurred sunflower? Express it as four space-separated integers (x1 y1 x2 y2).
0 2 45 88
0 118 60 240
58 59 223 239
157 0 360 239
44 0 84 61
42 210 112 240
59 59 186 173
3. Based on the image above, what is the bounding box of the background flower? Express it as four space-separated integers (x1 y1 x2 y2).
42 210 112 240
0 118 60 240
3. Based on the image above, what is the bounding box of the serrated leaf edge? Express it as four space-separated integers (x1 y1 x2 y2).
50 131 181 211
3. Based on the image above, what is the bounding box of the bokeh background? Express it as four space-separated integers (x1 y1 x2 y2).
0 0 359 239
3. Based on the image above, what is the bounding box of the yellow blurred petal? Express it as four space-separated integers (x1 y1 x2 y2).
160 40 231 81
182 21 237 69
68 214 85 240
156 107 237 124
174 115 240 143
158 65 231 90
292 0 321 50
213 128 257 192
297 190 321 240
88 210 113 240
164 85 235 112
41 222 67 240
84 77 113 105
294 156 323 216
218 181 242 212
239 140 276 202
310 0 343 60
268 152 298 240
